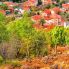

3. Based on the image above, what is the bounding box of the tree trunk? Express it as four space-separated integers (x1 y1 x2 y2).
55 45 57 55
26 44 30 59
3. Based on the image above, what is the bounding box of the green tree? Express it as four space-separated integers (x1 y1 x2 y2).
50 27 66 54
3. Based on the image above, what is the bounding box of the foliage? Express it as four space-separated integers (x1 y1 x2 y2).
7 12 48 58
0 22 9 43
65 28 69 45
50 26 66 46
0 13 5 22
10 60 21 68
0 4 8 10
0 10 69 60
60 12 69 21
0 56 3 64
40 19 45 26
5 16 15 23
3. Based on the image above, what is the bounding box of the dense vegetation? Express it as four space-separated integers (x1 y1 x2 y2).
0 0 69 68
0 12 69 63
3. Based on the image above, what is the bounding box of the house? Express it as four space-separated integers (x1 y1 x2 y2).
64 21 69 28
23 0 37 7
52 7 61 14
21 1 31 11
43 23 55 30
3 2 15 7
42 0 52 5
31 7 65 30
62 4 69 10
50 13 64 26
31 15 42 22
28 0 38 6
21 0 38 11
0 10 6 15
42 9 51 16
3 2 18 13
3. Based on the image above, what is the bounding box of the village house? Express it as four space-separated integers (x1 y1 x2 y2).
19 0 38 12
0 0 68 29
31 14 42 22
31 7 65 30
42 0 52 5
0 10 6 15
62 3 69 13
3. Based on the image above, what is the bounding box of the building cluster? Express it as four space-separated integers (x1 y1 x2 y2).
0 0 69 30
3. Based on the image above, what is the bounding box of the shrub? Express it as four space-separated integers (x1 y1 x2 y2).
5 16 15 23
0 13 5 22
0 56 3 64
11 60 22 68
0 4 8 10
40 19 45 26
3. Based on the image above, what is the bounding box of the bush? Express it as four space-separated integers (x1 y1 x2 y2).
11 60 22 68
0 56 3 64
0 4 8 10
0 13 5 22
5 16 15 23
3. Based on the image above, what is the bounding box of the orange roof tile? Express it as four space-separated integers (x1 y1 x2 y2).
43 9 51 15
23 6 30 11
53 7 61 13
44 16 51 20
50 14 61 19
62 4 69 9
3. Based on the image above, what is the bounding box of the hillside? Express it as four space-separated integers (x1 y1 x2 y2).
0 0 69 69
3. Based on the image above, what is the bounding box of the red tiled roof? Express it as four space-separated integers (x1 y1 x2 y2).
47 0 52 4
50 14 61 19
44 16 51 20
43 9 51 15
23 1 30 6
53 7 61 13
43 23 55 29
23 6 30 11
43 0 52 4
23 0 36 6
28 0 36 3
32 15 41 21
62 4 69 9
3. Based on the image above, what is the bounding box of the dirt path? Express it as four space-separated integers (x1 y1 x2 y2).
0 47 69 69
